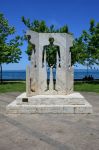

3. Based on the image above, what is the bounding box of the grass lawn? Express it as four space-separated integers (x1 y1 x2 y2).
74 82 99 93
0 81 99 93
0 82 26 93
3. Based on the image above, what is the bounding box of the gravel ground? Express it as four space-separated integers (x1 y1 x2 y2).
0 92 99 150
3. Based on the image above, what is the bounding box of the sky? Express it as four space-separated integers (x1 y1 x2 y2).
0 0 99 70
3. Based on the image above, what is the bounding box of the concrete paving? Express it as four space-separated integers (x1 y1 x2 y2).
0 92 99 150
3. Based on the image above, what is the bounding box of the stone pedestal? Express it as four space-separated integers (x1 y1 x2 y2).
6 92 92 114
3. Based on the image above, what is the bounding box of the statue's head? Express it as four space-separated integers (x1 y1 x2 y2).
27 35 31 41
49 37 54 44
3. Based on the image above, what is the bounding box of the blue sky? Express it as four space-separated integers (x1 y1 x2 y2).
0 0 99 70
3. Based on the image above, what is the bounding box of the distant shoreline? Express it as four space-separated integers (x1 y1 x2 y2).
2 79 99 81
2 69 99 71
1 69 99 80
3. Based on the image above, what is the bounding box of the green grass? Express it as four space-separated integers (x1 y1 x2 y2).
0 81 99 93
0 82 26 93
74 82 99 93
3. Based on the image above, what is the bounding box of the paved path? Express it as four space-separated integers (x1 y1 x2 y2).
0 92 99 150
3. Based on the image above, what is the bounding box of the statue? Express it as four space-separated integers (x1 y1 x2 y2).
42 37 61 91
6 31 92 114
27 34 37 92
25 31 74 95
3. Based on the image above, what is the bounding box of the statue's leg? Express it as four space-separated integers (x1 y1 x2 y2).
52 65 57 91
45 64 50 91
46 79 50 90
53 79 56 90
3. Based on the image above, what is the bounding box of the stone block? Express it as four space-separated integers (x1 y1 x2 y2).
6 92 93 114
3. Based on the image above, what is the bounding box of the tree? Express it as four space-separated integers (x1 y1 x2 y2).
70 37 87 65
70 19 99 69
22 16 71 59
22 16 71 34
0 13 22 83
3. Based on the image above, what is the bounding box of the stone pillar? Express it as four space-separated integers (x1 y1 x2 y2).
26 65 31 96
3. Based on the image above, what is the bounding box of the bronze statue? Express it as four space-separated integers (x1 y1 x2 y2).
42 37 61 91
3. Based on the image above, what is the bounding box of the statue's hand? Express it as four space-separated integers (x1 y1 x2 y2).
42 63 44 68
34 64 37 68
59 63 61 68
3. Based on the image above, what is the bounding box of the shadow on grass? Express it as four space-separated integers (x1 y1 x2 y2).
74 81 99 85
0 81 25 85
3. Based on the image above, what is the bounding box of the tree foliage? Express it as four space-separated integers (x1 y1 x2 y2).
22 16 70 33
22 17 99 67
70 19 99 66
0 13 22 82
22 16 71 60
26 41 35 60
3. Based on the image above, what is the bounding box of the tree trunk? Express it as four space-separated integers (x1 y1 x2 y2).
87 64 89 77
0 64 3 83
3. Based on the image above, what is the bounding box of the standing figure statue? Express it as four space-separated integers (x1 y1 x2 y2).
42 37 61 91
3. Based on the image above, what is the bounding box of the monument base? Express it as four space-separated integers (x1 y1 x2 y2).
6 92 92 114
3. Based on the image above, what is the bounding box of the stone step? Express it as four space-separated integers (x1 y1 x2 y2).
6 92 93 114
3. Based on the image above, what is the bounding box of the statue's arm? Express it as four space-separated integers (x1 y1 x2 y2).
57 46 61 67
42 46 45 67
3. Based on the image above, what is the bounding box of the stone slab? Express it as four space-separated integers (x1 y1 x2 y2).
26 31 73 96
16 92 85 105
6 92 93 114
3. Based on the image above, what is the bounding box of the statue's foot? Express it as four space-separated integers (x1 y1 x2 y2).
45 88 49 91
31 89 35 92
53 88 58 92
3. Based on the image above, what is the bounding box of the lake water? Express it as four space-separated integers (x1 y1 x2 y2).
1 69 99 80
